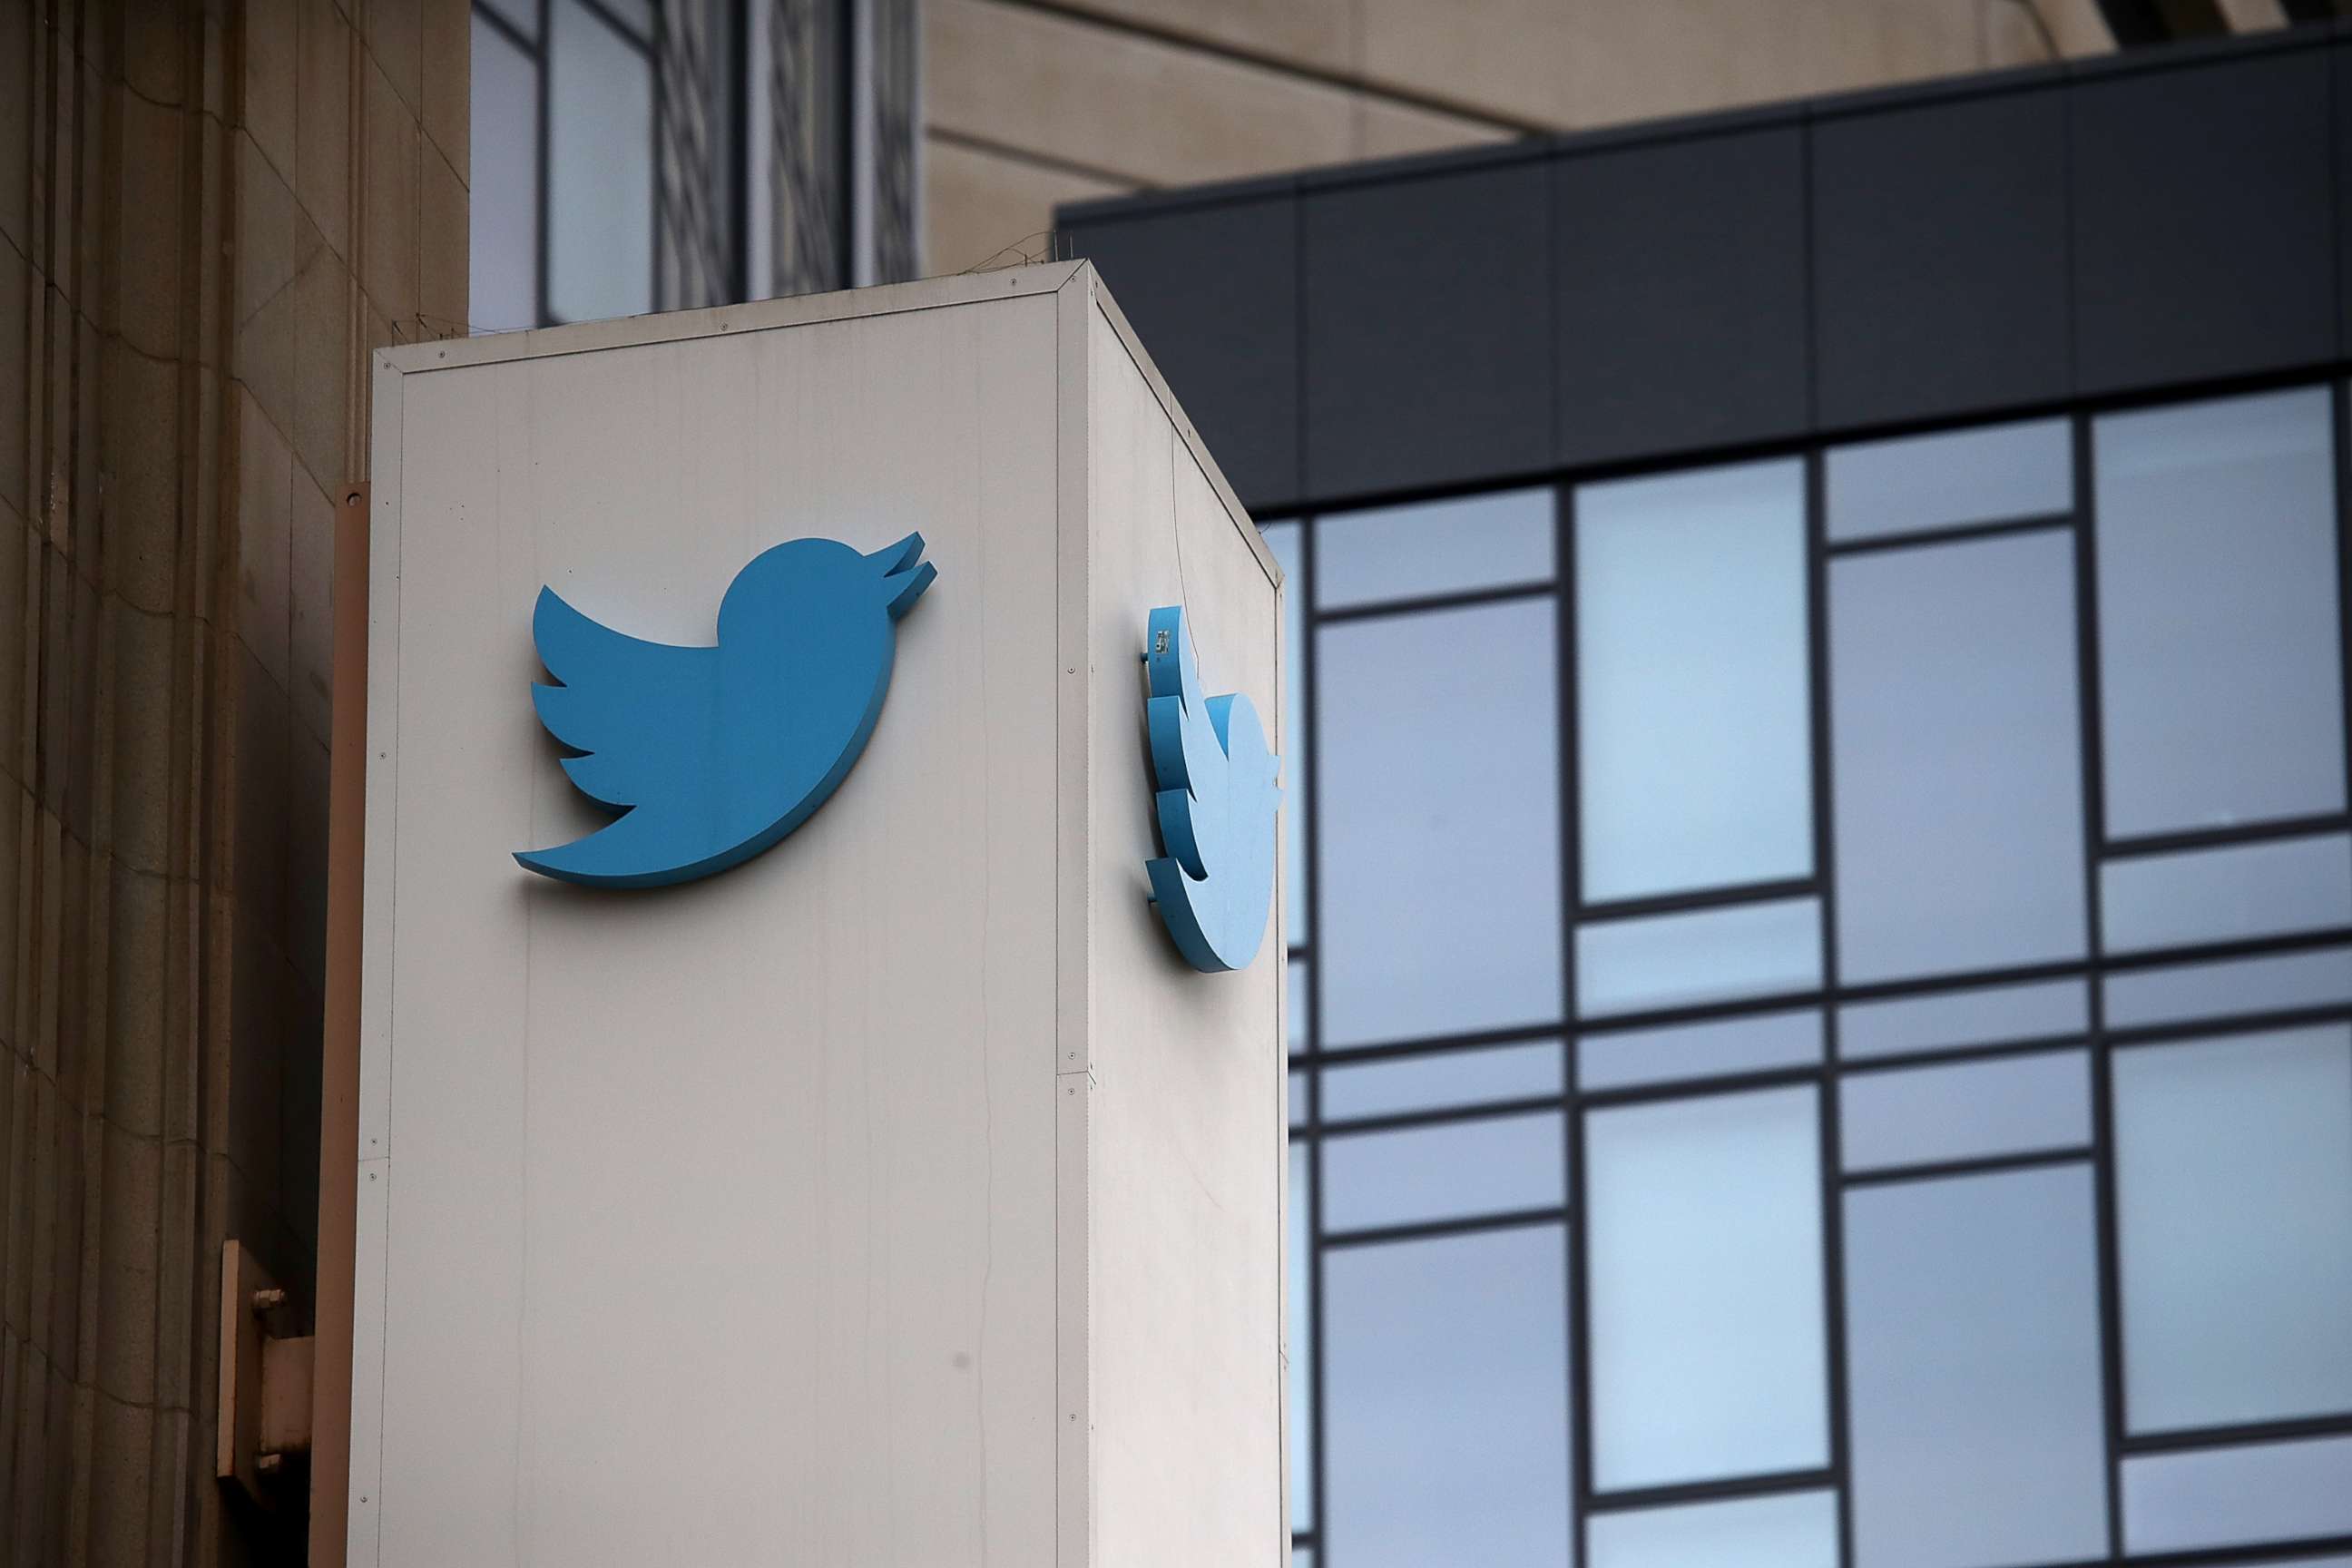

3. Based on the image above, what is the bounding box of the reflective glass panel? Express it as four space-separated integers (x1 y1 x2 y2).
2100 833 2352 956
1586 1087 1828 1489
1587 1490 1838 1568
1320 1112 1564 1232
1320 1042 1561 1122
479 0 536 38
2105 945 2352 1030
1288 957 1309 1054
1576 458 1812 901
1578 1009 1822 1093
2113 1026 2352 1432
1576 897 1821 1019
1831 530 2087 983
1826 416 2073 543
469 15 539 332
1838 1049 2091 1173
1324 1227 1572 1565
1838 977 2088 1063
548 0 653 323
2095 387 2344 836
1289 1141 1313 1532
1289 1068 1308 1130
1314 488 1553 609
1318 601 1562 1044
1845 1166 2109 1568
2122 1435 2352 1554
1263 522 1308 948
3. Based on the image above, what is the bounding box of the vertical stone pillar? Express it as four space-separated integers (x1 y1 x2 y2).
0 0 463 1562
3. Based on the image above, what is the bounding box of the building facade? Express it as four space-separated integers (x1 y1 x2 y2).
1063 22 2352 1566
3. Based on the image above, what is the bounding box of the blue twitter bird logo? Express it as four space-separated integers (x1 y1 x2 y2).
1144 605 1280 972
514 534 937 888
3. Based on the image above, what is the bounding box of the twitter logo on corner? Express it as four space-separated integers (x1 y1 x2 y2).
514 534 936 889
1144 605 1279 973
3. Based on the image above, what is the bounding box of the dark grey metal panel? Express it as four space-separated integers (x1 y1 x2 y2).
1812 90 2071 428
1064 193 1302 513
1553 126 1809 467
1301 160 1552 500
2071 47 2336 394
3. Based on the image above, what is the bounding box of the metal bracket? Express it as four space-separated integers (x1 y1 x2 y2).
216 1240 317 1504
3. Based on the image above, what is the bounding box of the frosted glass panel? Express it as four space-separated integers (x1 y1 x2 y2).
1263 522 1308 949
1838 1050 2091 1173
1315 487 1553 609
1830 531 2086 983
1587 1490 1838 1568
2122 1436 2352 1553
1318 601 1561 1044
1325 1228 1572 1566
2105 946 2352 1030
1827 416 2073 542
1586 1087 1828 1489
470 17 540 332
2101 833 2352 955
1845 1167 2109 1568
1839 977 2089 1062
1576 459 1811 901
1321 1113 1563 1231
1321 1042 1561 1121
1289 1141 1313 1531
1579 1009 1822 1092
548 0 653 323
2096 387 2345 836
2113 1026 2352 1432
1576 897 1821 1019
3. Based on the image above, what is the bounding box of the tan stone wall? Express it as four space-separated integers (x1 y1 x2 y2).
921 0 2116 276
0 0 462 1562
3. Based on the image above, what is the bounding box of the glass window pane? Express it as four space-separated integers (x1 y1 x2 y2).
1587 1490 1838 1568
2100 833 2352 956
1320 1112 1563 1232
1845 1166 2109 1568
1576 897 1821 1020
1578 1008 1822 1093
548 0 653 323
469 15 539 332
1826 416 2073 543
1324 1227 1572 1566
1314 488 1553 609
2113 1025 2352 1433
1838 978 2089 1063
1576 458 1811 901
2105 945 2352 1031
2095 387 2345 836
2122 1435 2352 1554
1289 1141 1313 1533
1289 1069 1308 1130
1586 1086 1828 1489
1838 1049 2091 1173
1321 1042 1561 1122
1288 957 1308 1055
1318 601 1562 1045
1830 531 2088 983
1263 522 1308 949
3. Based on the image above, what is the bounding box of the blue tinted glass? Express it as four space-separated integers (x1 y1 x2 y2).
1318 600 1562 1045
1586 1087 1828 1489
1320 1042 1561 1121
2100 833 2352 956
1838 977 2089 1063
1826 416 2072 543
1578 1009 1822 1093
2113 1026 2352 1433
1321 1113 1564 1232
1845 1166 2109 1568
2122 1436 2352 1554
2095 387 2345 837
1314 488 1553 609
1289 1141 1313 1532
1263 521 1308 949
1587 1490 1838 1568
1830 530 2087 983
1576 897 1821 1020
549 0 653 323
471 16 540 332
1324 1227 1572 1566
1838 1050 2091 1173
2105 946 2352 1030
1576 459 1811 901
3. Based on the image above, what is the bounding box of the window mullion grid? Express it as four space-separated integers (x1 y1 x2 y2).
1299 509 1327 1563
1558 480 1595 1549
